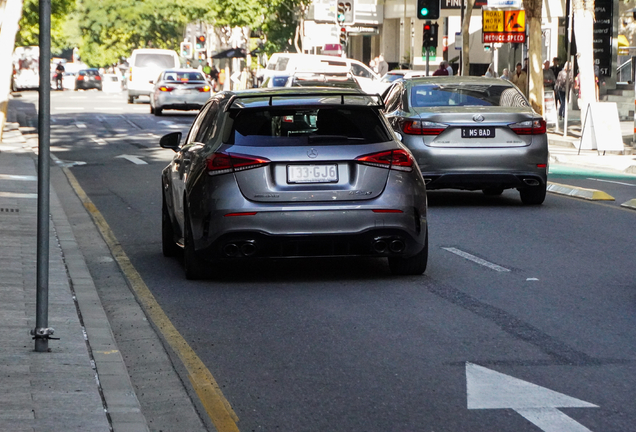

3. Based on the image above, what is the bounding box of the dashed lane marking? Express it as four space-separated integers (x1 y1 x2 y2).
442 247 510 272
586 178 636 187
547 182 615 201
0 174 37 181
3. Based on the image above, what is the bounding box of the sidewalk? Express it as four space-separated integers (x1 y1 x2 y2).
547 117 636 175
0 122 148 431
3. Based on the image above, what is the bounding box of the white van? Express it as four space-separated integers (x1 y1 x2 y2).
262 54 385 95
127 48 180 103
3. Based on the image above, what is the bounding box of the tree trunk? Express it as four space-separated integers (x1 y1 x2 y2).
461 0 475 76
573 0 596 115
0 0 24 141
523 0 544 115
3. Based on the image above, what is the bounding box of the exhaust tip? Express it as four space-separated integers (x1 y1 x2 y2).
389 240 405 253
223 243 239 257
373 240 388 254
240 242 257 257
523 178 540 186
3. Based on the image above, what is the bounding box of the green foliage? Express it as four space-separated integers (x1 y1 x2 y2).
16 0 77 52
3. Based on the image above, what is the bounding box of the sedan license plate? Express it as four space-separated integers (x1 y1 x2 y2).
287 164 338 184
461 127 495 138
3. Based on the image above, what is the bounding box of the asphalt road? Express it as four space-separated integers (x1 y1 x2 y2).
32 89 636 431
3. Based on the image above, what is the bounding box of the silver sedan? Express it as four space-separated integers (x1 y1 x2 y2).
383 76 549 204
150 69 211 116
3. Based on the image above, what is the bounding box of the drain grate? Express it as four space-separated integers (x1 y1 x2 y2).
0 207 19 213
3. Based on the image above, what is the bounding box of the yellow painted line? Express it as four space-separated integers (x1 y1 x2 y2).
621 199 636 210
547 182 615 201
63 167 240 432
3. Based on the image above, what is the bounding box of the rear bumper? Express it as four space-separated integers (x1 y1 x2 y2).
155 92 209 110
424 171 546 190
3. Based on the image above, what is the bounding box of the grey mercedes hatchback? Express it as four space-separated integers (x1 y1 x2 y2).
160 88 429 279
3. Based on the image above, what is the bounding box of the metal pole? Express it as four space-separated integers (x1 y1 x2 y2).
460 0 464 74
563 0 573 137
34 0 52 353
425 47 430 76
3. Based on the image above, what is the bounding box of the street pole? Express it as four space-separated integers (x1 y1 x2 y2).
33 0 52 352
563 0 573 137
425 47 430 76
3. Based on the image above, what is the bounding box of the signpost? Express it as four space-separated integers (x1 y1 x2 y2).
593 0 613 77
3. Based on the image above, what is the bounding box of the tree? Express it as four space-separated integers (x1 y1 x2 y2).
573 0 595 114
0 0 24 141
15 0 76 52
522 0 544 114
461 0 475 76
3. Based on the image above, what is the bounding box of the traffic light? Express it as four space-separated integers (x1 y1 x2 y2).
337 2 346 23
339 27 348 47
343 1 354 24
180 41 193 58
423 22 439 48
417 0 440 20
195 35 206 50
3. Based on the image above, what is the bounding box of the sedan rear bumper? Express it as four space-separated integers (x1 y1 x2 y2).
423 171 546 191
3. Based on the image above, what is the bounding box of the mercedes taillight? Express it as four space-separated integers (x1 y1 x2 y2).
206 153 270 176
356 149 414 172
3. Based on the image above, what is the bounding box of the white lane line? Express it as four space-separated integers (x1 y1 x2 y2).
442 247 510 272
115 154 147 165
75 123 87 128
0 174 37 181
54 107 86 111
90 137 107 145
0 192 37 199
586 178 636 187
98 107 124 111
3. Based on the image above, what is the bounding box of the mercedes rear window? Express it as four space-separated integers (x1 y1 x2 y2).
227 107 390 146
411 84 529 107
134 54 176 68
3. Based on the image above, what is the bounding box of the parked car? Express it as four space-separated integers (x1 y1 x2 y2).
127 48 180 103
262 53 385 95
160 88 429 279
75 68 102 91
382 76 548 204
149 69 211 115
381 70 429 84
101 73 123 93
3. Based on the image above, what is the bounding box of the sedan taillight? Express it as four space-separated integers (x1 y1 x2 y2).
159 86 175 92
197 85 211 92
356 149 413 172
403 120 447 135
509 119 546 135
206 152 270 176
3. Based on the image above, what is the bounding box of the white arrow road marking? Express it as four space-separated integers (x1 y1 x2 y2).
115 154 147 165
442 247 510 272
466 363 598 432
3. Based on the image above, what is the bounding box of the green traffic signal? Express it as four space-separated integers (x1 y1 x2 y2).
420 7 428 16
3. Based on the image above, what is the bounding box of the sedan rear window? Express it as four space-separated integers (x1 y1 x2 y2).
411 84 528 107
228 107 390 146
163 71 205 82
134 54 176 68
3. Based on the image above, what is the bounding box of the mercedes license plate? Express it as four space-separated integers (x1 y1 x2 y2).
287 164 338 184
461 127 495 138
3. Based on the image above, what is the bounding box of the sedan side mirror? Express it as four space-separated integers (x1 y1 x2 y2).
394 131 403 142
149 80 154 84
160 132 182 151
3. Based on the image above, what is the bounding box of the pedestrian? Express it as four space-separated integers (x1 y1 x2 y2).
543 60 556 90
210 65 219 91
550 57 562 78
54 61 65 90
511 62 528 97
432 62 449 76
377 54 389 77
446 62 453 76
484 63 495 77
500 68 511 81
554 61 572 119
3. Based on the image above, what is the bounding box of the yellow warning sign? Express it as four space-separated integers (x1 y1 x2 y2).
504 10 525 33
482 10 504 32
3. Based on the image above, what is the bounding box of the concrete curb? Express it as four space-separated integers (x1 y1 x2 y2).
547 182 615 201
621 199 636 210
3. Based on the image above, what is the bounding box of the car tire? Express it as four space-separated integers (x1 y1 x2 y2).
154 107 163 116
388 234 428 276
482 187 504 196
519 184 547 205
162 194 179 258
128 95 134 104
183 207 206 280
